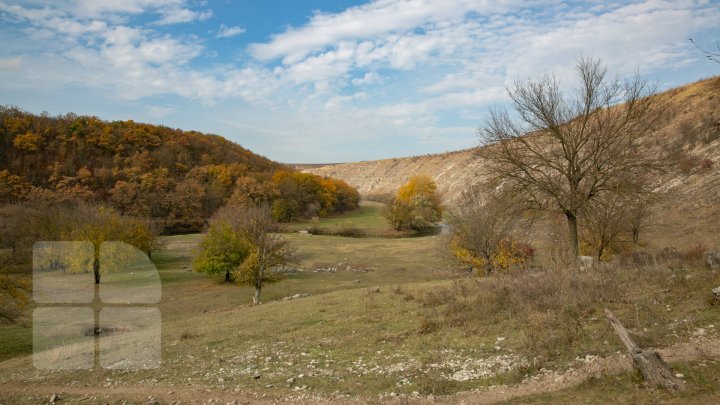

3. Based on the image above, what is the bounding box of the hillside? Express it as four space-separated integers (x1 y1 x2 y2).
305 149 484 202
307 77 720 248
0 108 360 232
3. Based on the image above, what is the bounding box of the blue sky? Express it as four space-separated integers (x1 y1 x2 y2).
0 0 718 163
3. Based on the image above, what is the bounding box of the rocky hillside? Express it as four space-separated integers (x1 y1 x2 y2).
305 148 487 201
307 77 720 248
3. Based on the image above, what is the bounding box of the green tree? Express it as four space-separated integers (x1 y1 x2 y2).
193 219 250 282
384 198 412 230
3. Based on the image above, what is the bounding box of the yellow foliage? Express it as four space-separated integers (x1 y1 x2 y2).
449 237 486 272
396 175 437 203
12 132 43 152
450 237 530 274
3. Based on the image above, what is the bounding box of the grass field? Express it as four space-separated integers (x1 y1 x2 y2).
278 200 424 237
0 205 719 403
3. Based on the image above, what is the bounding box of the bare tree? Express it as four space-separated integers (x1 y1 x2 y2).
581 191 629 260
581 177 660 259
446 186 524 274
480 57 670 258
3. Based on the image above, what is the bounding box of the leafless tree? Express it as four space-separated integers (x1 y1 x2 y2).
581 177 660 259
480 57 670 258
446 185 525 274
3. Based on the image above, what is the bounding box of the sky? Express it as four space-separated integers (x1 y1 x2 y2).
0 1 718 163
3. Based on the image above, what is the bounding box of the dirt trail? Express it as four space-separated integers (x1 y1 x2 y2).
1 337 718 404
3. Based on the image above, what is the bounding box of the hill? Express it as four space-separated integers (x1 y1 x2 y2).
306 77 720 248
305 149 482 202
0 108 359 232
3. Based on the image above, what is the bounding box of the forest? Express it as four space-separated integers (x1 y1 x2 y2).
0 106 359 233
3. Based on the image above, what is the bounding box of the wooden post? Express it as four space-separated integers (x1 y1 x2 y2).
605 309 685 391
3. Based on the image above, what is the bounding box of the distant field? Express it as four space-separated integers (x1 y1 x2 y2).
279 200 424 237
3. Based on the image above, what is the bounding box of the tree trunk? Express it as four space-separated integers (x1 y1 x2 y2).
632 227 640 244
93 255 100 284
225 271 231 283
253 285 261 305
483 253 493 276
596 240 606 261
605 309 685 391
565 211 579 258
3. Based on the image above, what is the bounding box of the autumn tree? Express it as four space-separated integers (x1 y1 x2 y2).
0 170 29 204
480 57 669 258
230 205 291 305
62 204 159 283
270 171 359 222
0 201 159 324
447 186 528 274
385 198 413 230
168 178 206 226
385 175 442 231
227 175 278 208
0 205 31 322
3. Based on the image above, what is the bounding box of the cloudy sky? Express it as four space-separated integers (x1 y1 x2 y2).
0 0 718 163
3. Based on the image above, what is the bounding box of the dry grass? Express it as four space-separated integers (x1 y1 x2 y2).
415 246 720 372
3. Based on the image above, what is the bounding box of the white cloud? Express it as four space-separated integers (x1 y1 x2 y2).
155 7 212 25
69 0 183 18
1 0 719 162
352 71 381 86
248 0 532 61
216 24 245 38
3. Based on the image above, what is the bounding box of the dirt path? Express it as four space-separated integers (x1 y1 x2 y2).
1 337 718 404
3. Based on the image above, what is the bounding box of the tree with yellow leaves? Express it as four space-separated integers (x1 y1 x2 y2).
385 175 442 231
